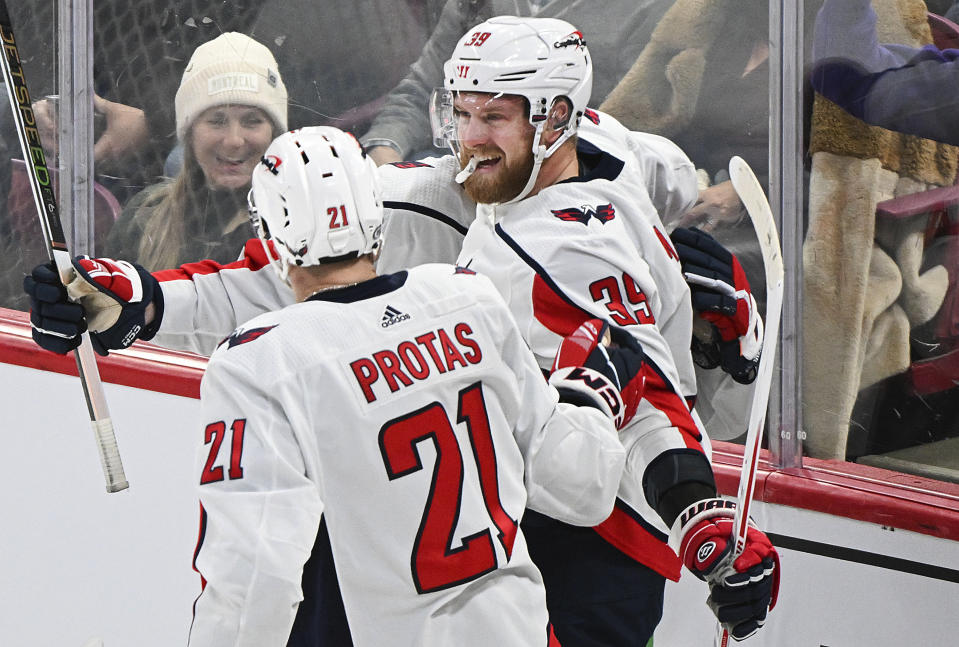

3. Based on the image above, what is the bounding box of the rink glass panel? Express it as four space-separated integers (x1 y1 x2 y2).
802 0 959 484
2 1 953 483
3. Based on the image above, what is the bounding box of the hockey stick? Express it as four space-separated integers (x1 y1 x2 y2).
0 0 128 492
715 157 784 646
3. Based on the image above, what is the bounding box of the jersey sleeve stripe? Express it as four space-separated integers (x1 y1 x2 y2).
384 200 470 235
191 502 208 587
153 239 275 283
593 499 682 581
189 503 209 642
641 362 704 449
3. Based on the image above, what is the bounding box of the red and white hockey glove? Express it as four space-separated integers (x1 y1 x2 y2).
63 256 162 355
548 318 645 430
671 227 763 384
670 498 780 641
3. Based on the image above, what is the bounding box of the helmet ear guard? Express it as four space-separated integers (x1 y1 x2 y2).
248 127 383 283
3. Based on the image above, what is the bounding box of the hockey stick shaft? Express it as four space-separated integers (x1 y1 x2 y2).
0 0 128 492
727 156 783 559
714 157 785 646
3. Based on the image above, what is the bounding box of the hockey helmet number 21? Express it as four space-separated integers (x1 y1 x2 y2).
248 127 383 283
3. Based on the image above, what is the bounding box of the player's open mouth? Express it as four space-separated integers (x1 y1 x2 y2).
456 153 500 183
473 155 500 172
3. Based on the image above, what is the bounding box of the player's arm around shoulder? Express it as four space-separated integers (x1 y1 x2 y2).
626 131 700 225
375 156 473 272
192 316 323 647
153 239 294 356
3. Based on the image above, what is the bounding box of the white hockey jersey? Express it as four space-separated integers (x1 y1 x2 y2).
455 145 709 581
190 265 625 647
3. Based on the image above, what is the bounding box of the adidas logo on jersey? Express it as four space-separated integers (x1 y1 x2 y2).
381 305 410 328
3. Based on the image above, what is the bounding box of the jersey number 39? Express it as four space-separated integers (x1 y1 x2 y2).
379 381 517 594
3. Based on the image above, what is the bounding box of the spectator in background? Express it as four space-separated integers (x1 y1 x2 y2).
2 1 265 201
663 1 771 228
102 32 287 270
13 1 426 200
360 0 675 164
812 0 959 147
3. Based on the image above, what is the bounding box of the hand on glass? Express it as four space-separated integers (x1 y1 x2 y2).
679 181 747 232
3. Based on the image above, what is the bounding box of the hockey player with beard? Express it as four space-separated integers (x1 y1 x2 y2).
426 16 778 644
187 126 640 646
24 17 777 646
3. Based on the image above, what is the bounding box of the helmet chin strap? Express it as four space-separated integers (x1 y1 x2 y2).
502 121 573 206
258 235 292 286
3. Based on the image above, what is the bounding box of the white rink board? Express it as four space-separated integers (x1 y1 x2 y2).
3 359 959 646
0 361 201 647
656 503 959 646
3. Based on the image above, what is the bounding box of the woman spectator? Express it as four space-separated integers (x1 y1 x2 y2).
103 32 287 270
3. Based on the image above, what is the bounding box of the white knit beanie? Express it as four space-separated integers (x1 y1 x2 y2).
175 32 288 141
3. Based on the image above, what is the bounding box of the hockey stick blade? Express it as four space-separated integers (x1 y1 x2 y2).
0 1 128 492
715 157 784 647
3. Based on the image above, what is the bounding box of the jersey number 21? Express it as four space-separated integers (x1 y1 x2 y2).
379 381 518 594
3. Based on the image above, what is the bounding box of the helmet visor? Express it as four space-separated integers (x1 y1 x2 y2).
429 88 457 152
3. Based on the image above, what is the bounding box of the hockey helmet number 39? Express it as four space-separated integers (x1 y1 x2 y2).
248 127 383 282
431 16 593 155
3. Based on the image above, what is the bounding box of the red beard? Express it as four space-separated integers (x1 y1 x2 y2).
459 145 535 204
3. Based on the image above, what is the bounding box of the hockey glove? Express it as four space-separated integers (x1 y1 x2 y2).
670 227 763 384
670 498 780 641
62 256 163 355
23 262 89 354
548 318 645 430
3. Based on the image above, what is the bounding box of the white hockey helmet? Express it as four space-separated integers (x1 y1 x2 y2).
432 16 592 150
248 126 383 282
431 16 592 202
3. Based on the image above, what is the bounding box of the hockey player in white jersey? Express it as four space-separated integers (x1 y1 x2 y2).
22 17 777 646
420 16 779 645
188 126 643 646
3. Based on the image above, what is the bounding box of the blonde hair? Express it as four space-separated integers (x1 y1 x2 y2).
135 146 206 270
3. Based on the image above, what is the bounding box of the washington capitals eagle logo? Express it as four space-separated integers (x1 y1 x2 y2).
554 30 586 50
261 155 283 175
222 325 278 349
551 203 616 225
